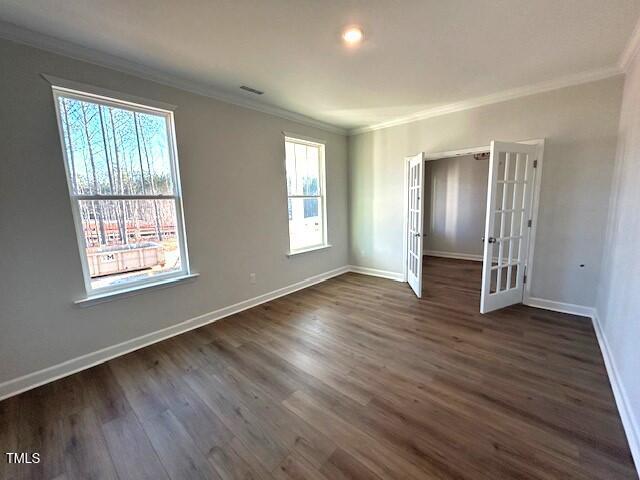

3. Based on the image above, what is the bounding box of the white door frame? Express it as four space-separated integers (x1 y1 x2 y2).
401 138 545 308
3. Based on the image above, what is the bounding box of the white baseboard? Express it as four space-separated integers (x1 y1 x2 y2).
5 265 636 479
424 250 483 262
0 265 350 401
348 265 405 282
523 298 639 475
592 310 640 476
524 297 595 318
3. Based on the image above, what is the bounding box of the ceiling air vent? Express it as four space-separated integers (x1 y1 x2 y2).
240 85 264 95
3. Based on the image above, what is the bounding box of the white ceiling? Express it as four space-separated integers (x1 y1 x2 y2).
1 0 639 131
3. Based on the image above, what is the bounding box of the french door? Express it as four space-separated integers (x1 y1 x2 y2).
480 141 537 313
406 153 425 298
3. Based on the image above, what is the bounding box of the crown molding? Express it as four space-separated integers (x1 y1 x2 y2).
349 65 623 135
1 19 631 138
619 16 640 72
0 21 347 135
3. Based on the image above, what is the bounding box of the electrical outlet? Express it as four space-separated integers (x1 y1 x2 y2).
250 273 256 284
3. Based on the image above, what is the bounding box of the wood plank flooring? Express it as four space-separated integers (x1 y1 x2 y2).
1 256 637 479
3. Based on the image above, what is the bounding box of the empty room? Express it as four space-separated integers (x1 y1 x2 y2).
1 1 639 479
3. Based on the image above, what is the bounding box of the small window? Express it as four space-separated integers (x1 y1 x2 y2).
52 86 190 296
284 136 328 253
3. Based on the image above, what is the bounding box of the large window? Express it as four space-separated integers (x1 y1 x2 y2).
285 136 328 253
52 85 190 296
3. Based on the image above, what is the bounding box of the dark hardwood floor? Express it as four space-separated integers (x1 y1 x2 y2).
1 256 637 479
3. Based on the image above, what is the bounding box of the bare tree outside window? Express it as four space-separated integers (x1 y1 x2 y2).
53 88 189 294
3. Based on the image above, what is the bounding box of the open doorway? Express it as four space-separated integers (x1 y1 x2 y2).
402 140 545 313
424 152 489 262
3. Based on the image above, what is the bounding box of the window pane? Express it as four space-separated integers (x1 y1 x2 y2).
57 96 174 196
285 141 296 196
293 143 307 196
303 197 318 218
285 140 320 196
289 197 323 251
78 199 182 290
300 144 320 195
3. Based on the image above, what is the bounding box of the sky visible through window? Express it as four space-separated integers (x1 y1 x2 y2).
59 97 172 197
57 94 183 291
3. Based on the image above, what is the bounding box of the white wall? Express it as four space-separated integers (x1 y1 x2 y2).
423 155 488 258
349 77 624 307
596 48 640 469
0 39 349 387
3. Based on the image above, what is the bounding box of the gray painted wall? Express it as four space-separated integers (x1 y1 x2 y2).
0 39 349 385
423 155 488 258
597 50 640 466
349 77 624 307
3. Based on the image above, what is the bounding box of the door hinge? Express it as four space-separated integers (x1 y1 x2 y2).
527 219 532 227
533 159 538 168
523 266 527 284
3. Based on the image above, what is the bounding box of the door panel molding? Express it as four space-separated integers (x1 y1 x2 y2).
480 141 538 313
402 152 425 297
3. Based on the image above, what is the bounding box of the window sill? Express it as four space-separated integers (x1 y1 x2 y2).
74 273 199 307
287 244 332 257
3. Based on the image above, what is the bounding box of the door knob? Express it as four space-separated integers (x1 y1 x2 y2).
482 236 497 243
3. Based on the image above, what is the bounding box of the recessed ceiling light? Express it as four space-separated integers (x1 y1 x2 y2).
342 26 364 46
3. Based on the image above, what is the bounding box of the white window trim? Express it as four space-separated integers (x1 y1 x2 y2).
43 74 177 112
50 81 193 301
286 244 333 257
74 273 199 307
282 131 326 146
284 135 329 255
